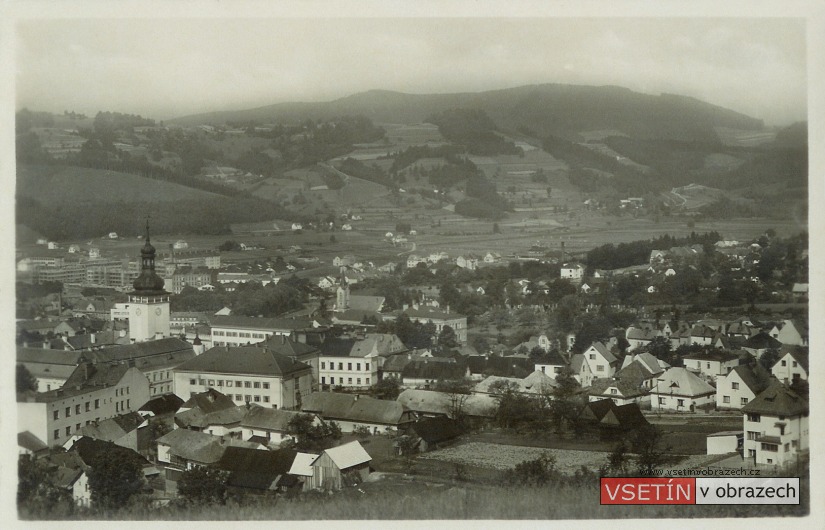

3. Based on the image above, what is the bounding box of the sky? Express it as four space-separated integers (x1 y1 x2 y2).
11 15 810 126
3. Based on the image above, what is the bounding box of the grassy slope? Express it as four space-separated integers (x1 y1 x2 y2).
17 164 220 204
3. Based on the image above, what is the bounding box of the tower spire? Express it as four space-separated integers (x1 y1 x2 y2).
145 214 151 243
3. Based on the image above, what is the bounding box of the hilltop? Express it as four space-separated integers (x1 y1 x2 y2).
169 84 763 144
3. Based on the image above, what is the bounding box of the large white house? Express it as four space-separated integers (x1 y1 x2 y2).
715 365 770 411
649 367 715 412
742 380 809 466
210 315 320 347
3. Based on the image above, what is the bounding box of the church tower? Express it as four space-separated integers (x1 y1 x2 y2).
335 267 349 311
128 219 170 342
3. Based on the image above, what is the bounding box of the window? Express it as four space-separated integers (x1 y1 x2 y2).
53 410 59 420
589 354 595 360
348 378 353 384
127 399 130 409
321 362 326 370
731 382 739 390
263 383 270 390
541 366 546 373
365 362 370 370
767 459 773 464
263 396 270 403
208 379 215 386
116 402 120 413
677 399 684 407
761 443 778 452
610 388 618 395
94 399 99 409
76 423 80 432
226 381 233 387
781 360 787 366
199 379 206 385
357 363 361 371
784 443 789 453
54 429 59 440
338 363 343 370
321 377 326 385
357 378 362 385
65 426 71 436
245 395 251 402
706 362 710 369
747 431 759 440
366 378 370 385
244 382 251 388
190 379 196 385
236 381 242 387
65 407 71 418
658 397 665 405
254 395 261 402
596 365 604 372
217 380 223 387
741 398 748 405
254 382 261 389
236 395 242 401
747 413 761 422
85 402 90 412
792 361 798 368
330 377 335 384
348 363 352 371
748 449 756 457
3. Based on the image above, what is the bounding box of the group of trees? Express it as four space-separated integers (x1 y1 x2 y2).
172 278 308 318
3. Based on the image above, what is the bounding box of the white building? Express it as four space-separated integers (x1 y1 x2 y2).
649 367 715 412
742 380 809 466
716 365 769 411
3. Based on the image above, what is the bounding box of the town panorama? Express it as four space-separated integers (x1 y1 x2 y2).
15 84 809 520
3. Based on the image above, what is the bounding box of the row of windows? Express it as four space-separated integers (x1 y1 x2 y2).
213 330 268 338
151 385 172 395
320 361 371 372
190 378 270 390
721 396 749 405
115 399 131 412
658 397 686 406
54 399 102 420
152 371 171 381
54 418 103 440
234 394 270 404
115 386 130 397
321 376 370 386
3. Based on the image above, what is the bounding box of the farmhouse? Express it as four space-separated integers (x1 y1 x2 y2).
301 392 414 433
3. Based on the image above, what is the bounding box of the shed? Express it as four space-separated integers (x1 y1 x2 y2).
308 441 371 490
706 431 743 455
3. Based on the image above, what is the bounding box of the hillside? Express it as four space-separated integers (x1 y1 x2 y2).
17 165 220 204
170 84 764 143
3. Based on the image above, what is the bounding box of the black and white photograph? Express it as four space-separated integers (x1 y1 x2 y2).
3 0 822 525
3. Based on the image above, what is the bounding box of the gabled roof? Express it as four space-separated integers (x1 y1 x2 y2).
259 335 319 358
777 346 809 373
578 399 616 422
240 406 312 432
177 405 246 430
321 441 371 470
289 452 318 476
588 378 648 399
349 334 408 357
741 380 808 417
396 389 496 418
683 349 740 363
18 431 48 453
175 345 312 377
302 392 410 425
727 365 771 394
614 361 655 386
402 360 466 380
181 388 237 414
601 403 649 428
533 350 567 366
157 429 261 464
216 447 298 490
409 417 462 444
743 332 782 350
31 363 133 402
474 371 557 395
626 327 659 342
651 367 715 397
70 437 151 468
139 394 184 416
81 412 145 442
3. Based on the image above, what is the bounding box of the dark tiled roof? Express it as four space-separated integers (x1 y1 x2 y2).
743 332 782 350
683 349 740 362
588 378 648 399
742 380 808 416
410 417 462 444
318 338 358 357
302 392 410 425
578 399 616 422
259 336 319 357
216 447 298 490
601 403 649 428
70 437 151 468
533 350 567 366
239 406 308 431
175 346 312 377
18 431 48 453
181 389 237 414
402 360 467 380
139 394 184 415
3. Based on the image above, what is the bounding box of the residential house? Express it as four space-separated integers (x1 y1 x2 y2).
682 350 740 381
175 390 246 437
716 364 771 411
533 349 568 380
240 405 323 447
625 327 660 351
560 263 584 283
742 380 809 466
215 446 300 495
396 389 496 422
42 451 92 507
581 342 618 379
77 411 149 453
301 392 415 434
307 441 371 490
17 362 151 447
649 367 716 412
17 347 82 392
570 353 596 388
173 345 314 410
771 347 808 385
587 378 650 407
401 359 468 388
318 334 407 390
689 325 717 346
771 320 808 347
742 332 783 359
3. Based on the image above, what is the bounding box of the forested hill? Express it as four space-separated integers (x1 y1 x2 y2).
169 84 764 143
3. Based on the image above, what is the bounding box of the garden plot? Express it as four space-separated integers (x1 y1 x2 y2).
421 442 610 475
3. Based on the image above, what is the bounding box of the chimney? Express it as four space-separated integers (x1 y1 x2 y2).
281 334 286 344
42 341 49 349
119 329 127 338
90 333 96 344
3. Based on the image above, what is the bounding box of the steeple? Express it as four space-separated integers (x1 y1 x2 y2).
131 215 167 294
